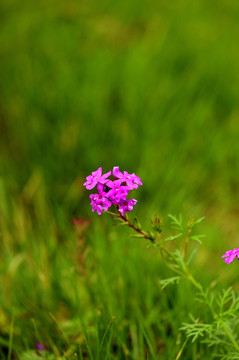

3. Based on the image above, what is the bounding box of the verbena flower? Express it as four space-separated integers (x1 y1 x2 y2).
113 166 143 189
118 199 137 215
106 179 129 202
89 193 111 215
83 167 111 190
222 248 239 264
84 166 142 215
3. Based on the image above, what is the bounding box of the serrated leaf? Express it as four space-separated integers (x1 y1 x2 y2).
162 233 183 243
168 215 184 234
180 321 212 343
215 352 239 360
172 249 185 268
160 276 180 289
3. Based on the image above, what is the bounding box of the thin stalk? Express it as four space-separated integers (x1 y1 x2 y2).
220 323 239 351
160 248 185 277
120 213 154 240
108 211 154 241
175 337 189 360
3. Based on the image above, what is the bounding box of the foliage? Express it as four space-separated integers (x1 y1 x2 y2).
115 212 239 358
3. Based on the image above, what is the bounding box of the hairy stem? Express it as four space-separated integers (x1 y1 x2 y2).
120 213 154 240
108 210 155 241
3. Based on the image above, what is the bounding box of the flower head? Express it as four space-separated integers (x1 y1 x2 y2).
84 166 142 215
222 248 239 264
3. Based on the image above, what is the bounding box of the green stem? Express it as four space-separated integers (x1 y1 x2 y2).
186 274 203 292
160 248 185 277
220 322 239 351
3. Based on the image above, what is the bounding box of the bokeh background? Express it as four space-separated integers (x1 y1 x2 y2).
1 0 239 358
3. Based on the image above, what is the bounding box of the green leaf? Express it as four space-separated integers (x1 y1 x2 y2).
115 222 129 226
129 234 145 238
192 216 205 227
180 320 212 343
189 235 206 244
186 248 198 265
162 233 183 243
168 214 184 231
160 276 180 289
147 243 160 248
134 216 142 230
106 211 119 217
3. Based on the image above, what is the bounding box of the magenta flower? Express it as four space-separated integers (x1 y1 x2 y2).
89 193 111 215
118 199 137 215
222 248 239 264
83 167 111 190
106 179 129 202
113 166 143 189
84 166 142 215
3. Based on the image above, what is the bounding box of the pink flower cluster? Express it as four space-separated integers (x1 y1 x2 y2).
83 166 143 215
222 248 239 264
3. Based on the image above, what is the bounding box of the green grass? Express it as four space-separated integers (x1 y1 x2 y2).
1 0 239 358
0 187 212 359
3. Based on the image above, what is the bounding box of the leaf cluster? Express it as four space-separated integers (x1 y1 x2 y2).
168 214 205 244
154 215 239 358
181 287 239 357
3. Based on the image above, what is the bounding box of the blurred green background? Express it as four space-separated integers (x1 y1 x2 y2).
1 0 239 358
